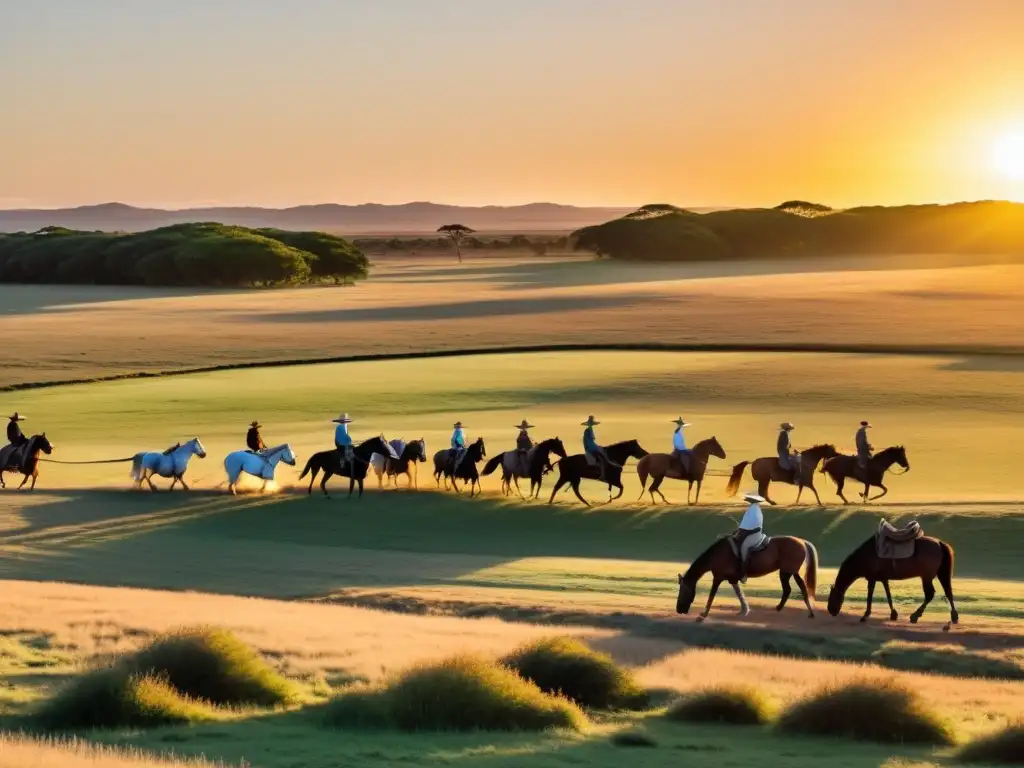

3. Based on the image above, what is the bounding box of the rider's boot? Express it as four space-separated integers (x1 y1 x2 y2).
738 553 749 584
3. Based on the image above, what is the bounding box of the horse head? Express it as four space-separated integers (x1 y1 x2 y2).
826 559 856 616
547 437 568 459
279 444 297 466
31 433 54 455
676 573 696 614
697 436 726 460
362 435 391 457
188 438 207 459
889 445 909 472
414 438 427 462
472 437 486 459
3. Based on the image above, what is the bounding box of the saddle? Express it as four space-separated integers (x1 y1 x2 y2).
876 519 923 559
725 532 771 558
0 443 24 470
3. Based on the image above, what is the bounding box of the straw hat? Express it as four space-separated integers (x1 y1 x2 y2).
860 420 872 428
780 422 795 431
672 417 692 427
250 420 262 429
515 420 535 430
581 416 600 427
453 421 464 429
743 492 767 504
8 412 25 422
332 413 353 424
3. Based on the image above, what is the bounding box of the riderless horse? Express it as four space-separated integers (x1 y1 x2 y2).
130 438 207 491
548 439 648 506
0 434 54 491
725 444 839 505
432 437 487 497
481 437 567 499
636 436 726 505
299 435 393 498
223 443 297 495
370 439 427 489
821 445 909 503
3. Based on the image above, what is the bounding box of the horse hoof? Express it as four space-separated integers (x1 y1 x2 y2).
807 612 815 619
889 611 899 621
942 622 951 632
909 614 920 624
859 616 868 623
696 615 706 623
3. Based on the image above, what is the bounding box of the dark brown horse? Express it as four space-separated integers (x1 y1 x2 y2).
299 435 392 498
725 443 839 505
432 437 487 497
821 445 909 504
548 439 648 506
636 436 726 504
0 434 54 490
481 437 567 499
676 535 819 621
827 534 958 629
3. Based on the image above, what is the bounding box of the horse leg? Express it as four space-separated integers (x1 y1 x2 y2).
146 472 158 492
686 480 693 505
320 470 332 499
348 475 356 498
809 481 822 506
835 476 850 504
937 569 959 628
694 480 703 504
649 476 668 505
776 572 793 611
910 577 936 623
795 485 803 504
731 581 751 617
860 579 876 622
867 483 888 502
881 580 899 621
696 577 722 622
168 476 178 491
259 480 267 494
760 479 777 506
513 476 525 500
548 477 567 504
18 473 30 490
792 573 815 618
178 475 190 491
570 480 590 507
358 478 364 498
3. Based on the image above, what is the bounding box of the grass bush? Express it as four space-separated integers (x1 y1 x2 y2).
610 729 658 748
777 679 955 746
665 685 774 726
958 724 1024 764
501 636 647 710
124 627 297 707
324 654 586 732
33 669 215 731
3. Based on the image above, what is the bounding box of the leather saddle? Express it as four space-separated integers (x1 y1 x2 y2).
876 519 923 559
725 532 771 558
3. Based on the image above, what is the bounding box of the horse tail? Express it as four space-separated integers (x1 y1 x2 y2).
820 456 835 475
636 456 648 499
130 454 142 481
298 455 316 480
803 540 819 598
724 461 749 497
938 540 955 584
481 453 504 476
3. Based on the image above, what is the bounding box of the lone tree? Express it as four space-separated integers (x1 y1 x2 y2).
437 224 475 263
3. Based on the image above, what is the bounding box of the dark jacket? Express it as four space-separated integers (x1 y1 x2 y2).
516 430 532 452
856 427 872 461
776 430 793 461
246 427 265 452
6 420 26 446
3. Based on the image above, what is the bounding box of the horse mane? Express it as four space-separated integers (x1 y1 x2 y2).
681 538 723 582
607 439 638 449
806 443 836 454
264 443 289 455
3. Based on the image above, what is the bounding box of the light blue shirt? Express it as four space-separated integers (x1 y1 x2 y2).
673 428 687 451
451 428 466 449
739 503 763 531
335 423 352 447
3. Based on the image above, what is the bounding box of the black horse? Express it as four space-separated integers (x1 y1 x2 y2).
481 437 568 499
299 435 392 498
0 434 55 491
548 439 648 506
432 437 487 497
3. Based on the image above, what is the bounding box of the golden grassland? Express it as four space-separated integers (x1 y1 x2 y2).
0 735 224 768
2 251 1024 387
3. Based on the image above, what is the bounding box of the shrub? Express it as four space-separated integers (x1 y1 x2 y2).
958 724 1024 764
665 685 773 726
610 729 658 748
777 679 955 746
501 636 647 710
33 670 215 731
324 654 586 732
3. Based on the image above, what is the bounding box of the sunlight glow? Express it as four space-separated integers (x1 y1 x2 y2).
991 132 1024 181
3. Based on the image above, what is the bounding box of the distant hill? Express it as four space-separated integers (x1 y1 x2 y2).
572 201 1024 261
0 202 645 235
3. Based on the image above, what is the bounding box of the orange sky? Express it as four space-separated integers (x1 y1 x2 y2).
2 1 1023 209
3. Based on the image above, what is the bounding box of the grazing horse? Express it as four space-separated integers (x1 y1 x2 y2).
0 434 54 491
821 445 909 503
432 437 487 496
636 436 727 505
827 533 958 629
676 535 819 621
130 438 207 491
481 437 568 499
548 439 648 506
223 444 297 495
724 444 839 506
371 439 427 489
299 435 393 498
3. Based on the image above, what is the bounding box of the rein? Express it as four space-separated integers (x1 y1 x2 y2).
40 457 135 465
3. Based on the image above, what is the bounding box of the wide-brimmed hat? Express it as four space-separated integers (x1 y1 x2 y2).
332 413 353 424
250 420 262 429
780 422 795 431
515 420 535 430
453 421 464 429
860 421 872 428
672 417 692 427
743 492 767 503
581 415 600 427
8 412 25 422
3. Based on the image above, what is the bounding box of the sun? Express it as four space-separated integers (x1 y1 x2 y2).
991 132 1024 181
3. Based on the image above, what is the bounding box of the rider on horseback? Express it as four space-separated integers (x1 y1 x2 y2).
855 420 873 481
582 415 619 481
735 491 767 584
671 417 692 475
1 412 29 469
333 413 354 469
450 421 467 475
246 421 266 454
777 422 801 482
515 419 534 475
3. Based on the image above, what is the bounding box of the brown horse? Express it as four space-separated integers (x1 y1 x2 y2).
725 443 839 505
827 534 958 629
821 445 909 504
676 535 819 621
636 436 726 504
548 439 648 506
0 434 54 491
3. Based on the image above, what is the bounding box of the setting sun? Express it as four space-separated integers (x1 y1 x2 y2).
991 132 1024 181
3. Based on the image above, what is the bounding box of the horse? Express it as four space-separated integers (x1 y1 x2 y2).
676 535 819 621
636 436 726 505
481 437 567 499
432 437 487 497
371 439 427 489
724 443 839 506
299 435 394 498
223 443 297 495
130 438 207 491
821 445 909 503
548 439 649 506
0 434 55 491
827 534 958 629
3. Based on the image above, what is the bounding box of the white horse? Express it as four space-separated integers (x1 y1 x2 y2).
223 443 297 495
130 438 207 491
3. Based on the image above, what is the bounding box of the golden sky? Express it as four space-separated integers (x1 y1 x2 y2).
2 0 1023 209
